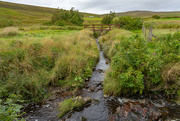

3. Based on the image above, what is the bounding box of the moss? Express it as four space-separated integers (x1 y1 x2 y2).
58 97 86 118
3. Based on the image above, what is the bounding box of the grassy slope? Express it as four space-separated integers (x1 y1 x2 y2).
0 1 54 24
1 1 180 25
115 10 180 18
0 1 99 25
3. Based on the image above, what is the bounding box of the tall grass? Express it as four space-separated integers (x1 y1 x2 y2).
0 18 14 28
0 27 19 37
155 23 180 29
99 29 135 58
0 29 99 102
145 19 180 29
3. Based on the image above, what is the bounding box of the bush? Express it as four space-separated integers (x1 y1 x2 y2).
101 31 180 97
51 7 84 26
55 20 67 26
152 15 160 19
43 21 53 26
0 94 25 121
113 16 143 30
106 35 147 95
101 11 115 24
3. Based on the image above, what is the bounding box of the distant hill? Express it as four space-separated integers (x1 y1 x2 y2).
0 1 180 25
0 1 98 25
115 10 180 17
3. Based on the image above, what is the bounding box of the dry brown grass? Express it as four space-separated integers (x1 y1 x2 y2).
162 62 180 84
0 27 19 37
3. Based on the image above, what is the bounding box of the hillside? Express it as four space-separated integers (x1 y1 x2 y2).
115 10 180 17
0 1 98 25
0 1 55 24
1 1 180 25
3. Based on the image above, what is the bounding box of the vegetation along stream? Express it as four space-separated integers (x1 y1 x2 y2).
21 37 180 121
0 2 180 121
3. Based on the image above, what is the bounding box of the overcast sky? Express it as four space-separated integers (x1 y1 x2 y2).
1 0 180 14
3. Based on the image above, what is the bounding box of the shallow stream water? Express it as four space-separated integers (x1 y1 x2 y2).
22 38 180 121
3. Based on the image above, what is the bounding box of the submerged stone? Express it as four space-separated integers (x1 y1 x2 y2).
115 101 162 120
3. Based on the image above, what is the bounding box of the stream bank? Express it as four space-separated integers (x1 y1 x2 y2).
22 38 180 121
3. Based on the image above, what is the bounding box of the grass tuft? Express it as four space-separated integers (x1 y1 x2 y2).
0 27 19 37
58 97 90 118
99 29 135 58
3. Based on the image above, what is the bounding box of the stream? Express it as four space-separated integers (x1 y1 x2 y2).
22 38 180 121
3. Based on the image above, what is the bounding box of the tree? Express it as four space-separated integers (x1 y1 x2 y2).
51 7 84 26
101 11 115 24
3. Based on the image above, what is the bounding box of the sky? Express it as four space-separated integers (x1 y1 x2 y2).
1 0 180 14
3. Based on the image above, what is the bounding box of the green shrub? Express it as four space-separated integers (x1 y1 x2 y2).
43 21 53 26
51 7 84 26
101 11 115 24
152 15 160 19
107 35 147 95
0 94 25 121
55 20 66 26
113 16 143 30
102 31 180 97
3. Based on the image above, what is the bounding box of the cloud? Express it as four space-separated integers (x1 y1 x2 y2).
1 0 180 14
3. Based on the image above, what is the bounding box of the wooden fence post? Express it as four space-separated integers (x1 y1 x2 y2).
148 26 153 42
93 25 95 31
142 25 147 37
101 24 103 32
109 24 111 31
142 25 144 35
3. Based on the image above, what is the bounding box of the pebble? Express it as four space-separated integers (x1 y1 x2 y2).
45 104 50 108
104 94 109 98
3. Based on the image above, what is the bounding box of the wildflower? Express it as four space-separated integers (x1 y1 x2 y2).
153 53 156 55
